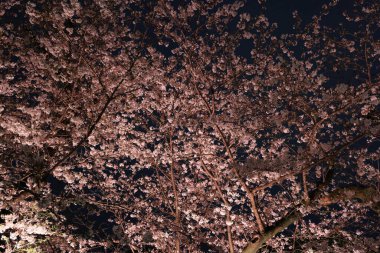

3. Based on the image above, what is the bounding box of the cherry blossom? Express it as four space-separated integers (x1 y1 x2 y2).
0 0 379 252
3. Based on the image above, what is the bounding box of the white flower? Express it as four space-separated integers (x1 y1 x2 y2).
88 135 97 145
226 220 233 226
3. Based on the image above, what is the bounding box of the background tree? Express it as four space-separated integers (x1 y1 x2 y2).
0 0 379 252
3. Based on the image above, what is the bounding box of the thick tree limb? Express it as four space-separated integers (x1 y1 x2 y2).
318 186 380 212
242 186 379 253
242 210 301 253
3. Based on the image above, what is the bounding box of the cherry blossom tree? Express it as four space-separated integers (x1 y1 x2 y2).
0 0 379 252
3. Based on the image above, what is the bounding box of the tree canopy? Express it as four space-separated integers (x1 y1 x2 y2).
0 0 379 252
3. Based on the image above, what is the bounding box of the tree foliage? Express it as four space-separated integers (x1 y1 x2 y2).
0 0 379 252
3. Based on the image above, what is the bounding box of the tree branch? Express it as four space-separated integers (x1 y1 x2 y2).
242 186 379 253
